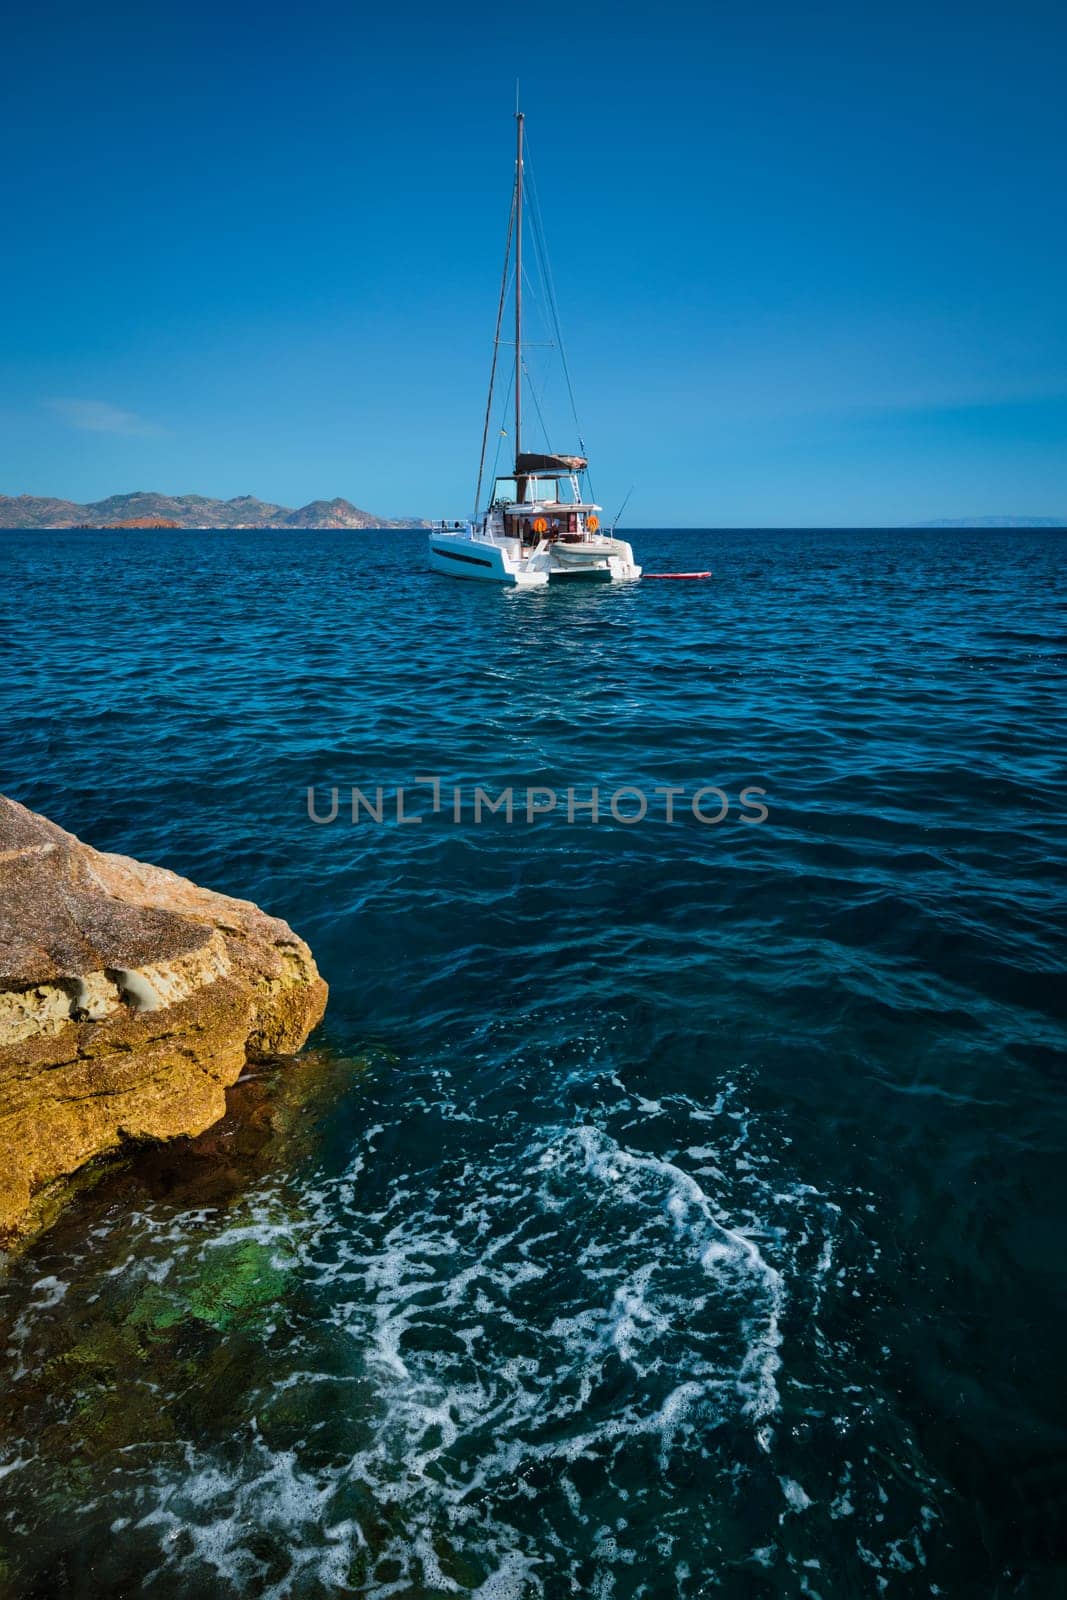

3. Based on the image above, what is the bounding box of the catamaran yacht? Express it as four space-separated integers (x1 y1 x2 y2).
429 113 640 588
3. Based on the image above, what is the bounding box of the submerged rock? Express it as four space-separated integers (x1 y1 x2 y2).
0 795 328 1244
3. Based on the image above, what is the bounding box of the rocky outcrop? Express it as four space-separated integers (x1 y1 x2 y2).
0 796 327 1244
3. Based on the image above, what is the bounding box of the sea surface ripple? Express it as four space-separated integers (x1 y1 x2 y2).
0 526 1065 1597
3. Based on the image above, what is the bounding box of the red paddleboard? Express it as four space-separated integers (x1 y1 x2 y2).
643 571 712 580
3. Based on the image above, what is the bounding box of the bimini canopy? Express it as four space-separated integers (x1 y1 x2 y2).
515 452 588 475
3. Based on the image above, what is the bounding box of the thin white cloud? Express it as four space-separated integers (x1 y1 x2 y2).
47 398 164 436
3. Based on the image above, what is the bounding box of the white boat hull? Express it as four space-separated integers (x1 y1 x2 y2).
429 532 641 587
428 533 548 586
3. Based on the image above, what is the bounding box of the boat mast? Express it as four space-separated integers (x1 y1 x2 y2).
514 110 524 471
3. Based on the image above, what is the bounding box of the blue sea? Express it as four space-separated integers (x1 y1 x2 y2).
0 526 1065 1598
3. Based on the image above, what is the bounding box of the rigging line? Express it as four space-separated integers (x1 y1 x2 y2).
514 263 555 450
521 356 553 453
523 159 557 342
516 253 562 451
474 189 517 513
524 138 587 455
532 359 556 446
518 260 557 371
526 158 597 495
520 171 556 350
528 206 590 491
489 363 516 489
526 173 566 368
515 162 572 457
522 187 561 426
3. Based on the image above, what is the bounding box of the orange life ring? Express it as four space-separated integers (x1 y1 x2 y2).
587 515 600 533
532 517 548 535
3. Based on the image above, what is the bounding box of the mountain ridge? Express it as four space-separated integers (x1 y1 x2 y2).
0 491 428 529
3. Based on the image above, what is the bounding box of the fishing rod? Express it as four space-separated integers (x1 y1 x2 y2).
610 486 635 534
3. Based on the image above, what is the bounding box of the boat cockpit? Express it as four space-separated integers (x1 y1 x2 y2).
484 453 604 546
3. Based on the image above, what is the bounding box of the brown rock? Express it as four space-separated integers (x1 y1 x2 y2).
0 795 328 1244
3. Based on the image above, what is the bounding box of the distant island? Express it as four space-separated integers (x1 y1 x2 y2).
0 491 428 530
77 516 181 530
911 516 1065 529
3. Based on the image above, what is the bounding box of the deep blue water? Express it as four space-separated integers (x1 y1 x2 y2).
0 526 1065 1598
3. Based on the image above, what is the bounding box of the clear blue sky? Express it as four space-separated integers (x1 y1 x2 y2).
3 0 1065 525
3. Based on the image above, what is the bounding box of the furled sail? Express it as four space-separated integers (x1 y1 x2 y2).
514 452 588 475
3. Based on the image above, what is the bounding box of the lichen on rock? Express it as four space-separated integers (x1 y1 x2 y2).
0 795 328 1245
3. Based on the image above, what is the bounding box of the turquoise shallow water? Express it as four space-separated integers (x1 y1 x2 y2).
0 526 1065 1597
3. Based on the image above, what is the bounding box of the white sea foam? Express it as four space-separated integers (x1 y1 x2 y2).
779 1475 813 1513
0 1061 943 1595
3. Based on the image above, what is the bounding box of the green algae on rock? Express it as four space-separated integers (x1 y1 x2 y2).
129 1236 298 1336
